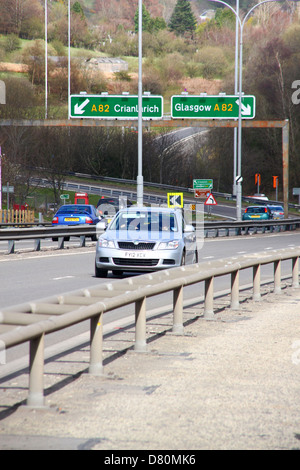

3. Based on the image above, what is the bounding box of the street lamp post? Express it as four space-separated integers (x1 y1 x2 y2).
233 0 239 198
68 0 71 120
209 0 278 220
45 0 48 119
137 0 143 207
0 147 2 210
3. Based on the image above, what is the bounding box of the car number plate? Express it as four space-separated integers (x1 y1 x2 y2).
250 215 260 218
124 252 146 258
65 217 79 221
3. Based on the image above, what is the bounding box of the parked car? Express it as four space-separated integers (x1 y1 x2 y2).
52 204 101 240
267 205 284 219
242 205 271 220
97 196 133 224
95 206 197 277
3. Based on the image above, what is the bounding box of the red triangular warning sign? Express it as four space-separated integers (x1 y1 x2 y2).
205 194 217 205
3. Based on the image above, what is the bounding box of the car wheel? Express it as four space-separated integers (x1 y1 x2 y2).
95 263 108 278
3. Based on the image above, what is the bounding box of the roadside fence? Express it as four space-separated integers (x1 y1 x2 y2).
0 209 35 224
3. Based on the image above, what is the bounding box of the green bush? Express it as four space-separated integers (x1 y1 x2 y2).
3 34 21 54
196 46 229 79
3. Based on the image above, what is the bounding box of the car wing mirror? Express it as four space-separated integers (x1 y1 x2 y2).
96 220 107 233
184 224 194 232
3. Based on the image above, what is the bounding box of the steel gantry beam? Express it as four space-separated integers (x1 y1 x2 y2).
0 118 289 217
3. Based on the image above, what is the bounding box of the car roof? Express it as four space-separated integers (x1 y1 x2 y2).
97 197 118 202
118 206 178 213
57 204 94 210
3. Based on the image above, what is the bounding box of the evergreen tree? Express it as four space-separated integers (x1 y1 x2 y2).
72 1 85 19
134 4 151 33
169 0 197 37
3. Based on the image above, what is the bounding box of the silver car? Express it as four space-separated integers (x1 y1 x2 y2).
95 207 197 277
267 205 284 220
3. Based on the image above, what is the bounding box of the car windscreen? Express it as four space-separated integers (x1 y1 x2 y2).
97 199 118 207
246 207 267 214
269 206 283 211
109 211 178 232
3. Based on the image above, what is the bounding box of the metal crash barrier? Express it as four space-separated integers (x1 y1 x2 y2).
1 219 300 254
0 247 299 408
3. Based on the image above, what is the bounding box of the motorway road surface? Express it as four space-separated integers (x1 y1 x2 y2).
1 231 300 309
0 231 299 372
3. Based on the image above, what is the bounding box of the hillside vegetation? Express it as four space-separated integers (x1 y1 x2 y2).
0 0 299 207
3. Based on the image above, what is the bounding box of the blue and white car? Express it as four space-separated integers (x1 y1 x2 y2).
52 204 100 226
52 204 101 241
95 207 198 277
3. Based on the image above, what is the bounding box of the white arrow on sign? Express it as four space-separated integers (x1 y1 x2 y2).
74 98 90 115
235 99 251 116
170 195 181 206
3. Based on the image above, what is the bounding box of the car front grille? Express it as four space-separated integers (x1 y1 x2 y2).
117 241 156 250
113 258 159 267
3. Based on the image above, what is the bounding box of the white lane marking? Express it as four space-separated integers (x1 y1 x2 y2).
52 276 75 281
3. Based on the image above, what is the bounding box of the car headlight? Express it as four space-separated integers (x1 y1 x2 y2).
97 239 115 248
157 240 179 250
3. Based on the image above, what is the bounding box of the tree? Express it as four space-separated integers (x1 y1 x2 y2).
72 1 85 19
168 0 196 37
134 3 151 33
36 128 75 205
149 17 167 33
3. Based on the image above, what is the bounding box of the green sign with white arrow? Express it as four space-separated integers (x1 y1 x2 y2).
193 179 213 189
69 94 163 120
171 95 255 119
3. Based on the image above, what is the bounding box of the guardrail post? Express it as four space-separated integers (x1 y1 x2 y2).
80 235 86 247
253 264 261 301
230 270 239 310
89 312 103 376
204 276 214 319
134 297 147 352
172 286 184 335
292 257 299 288
27 334 45 408
274 260 282 294
34 239 41 251
8 240 15 254
58 237 64 249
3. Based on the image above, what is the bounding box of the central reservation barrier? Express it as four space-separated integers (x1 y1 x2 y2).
0 218 300 254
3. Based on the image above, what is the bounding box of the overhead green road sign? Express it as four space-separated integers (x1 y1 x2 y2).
171 95 256 120
193 179 213 190
69 94 163 120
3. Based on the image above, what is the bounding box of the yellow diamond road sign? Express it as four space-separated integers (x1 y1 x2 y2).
168 193 183 208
